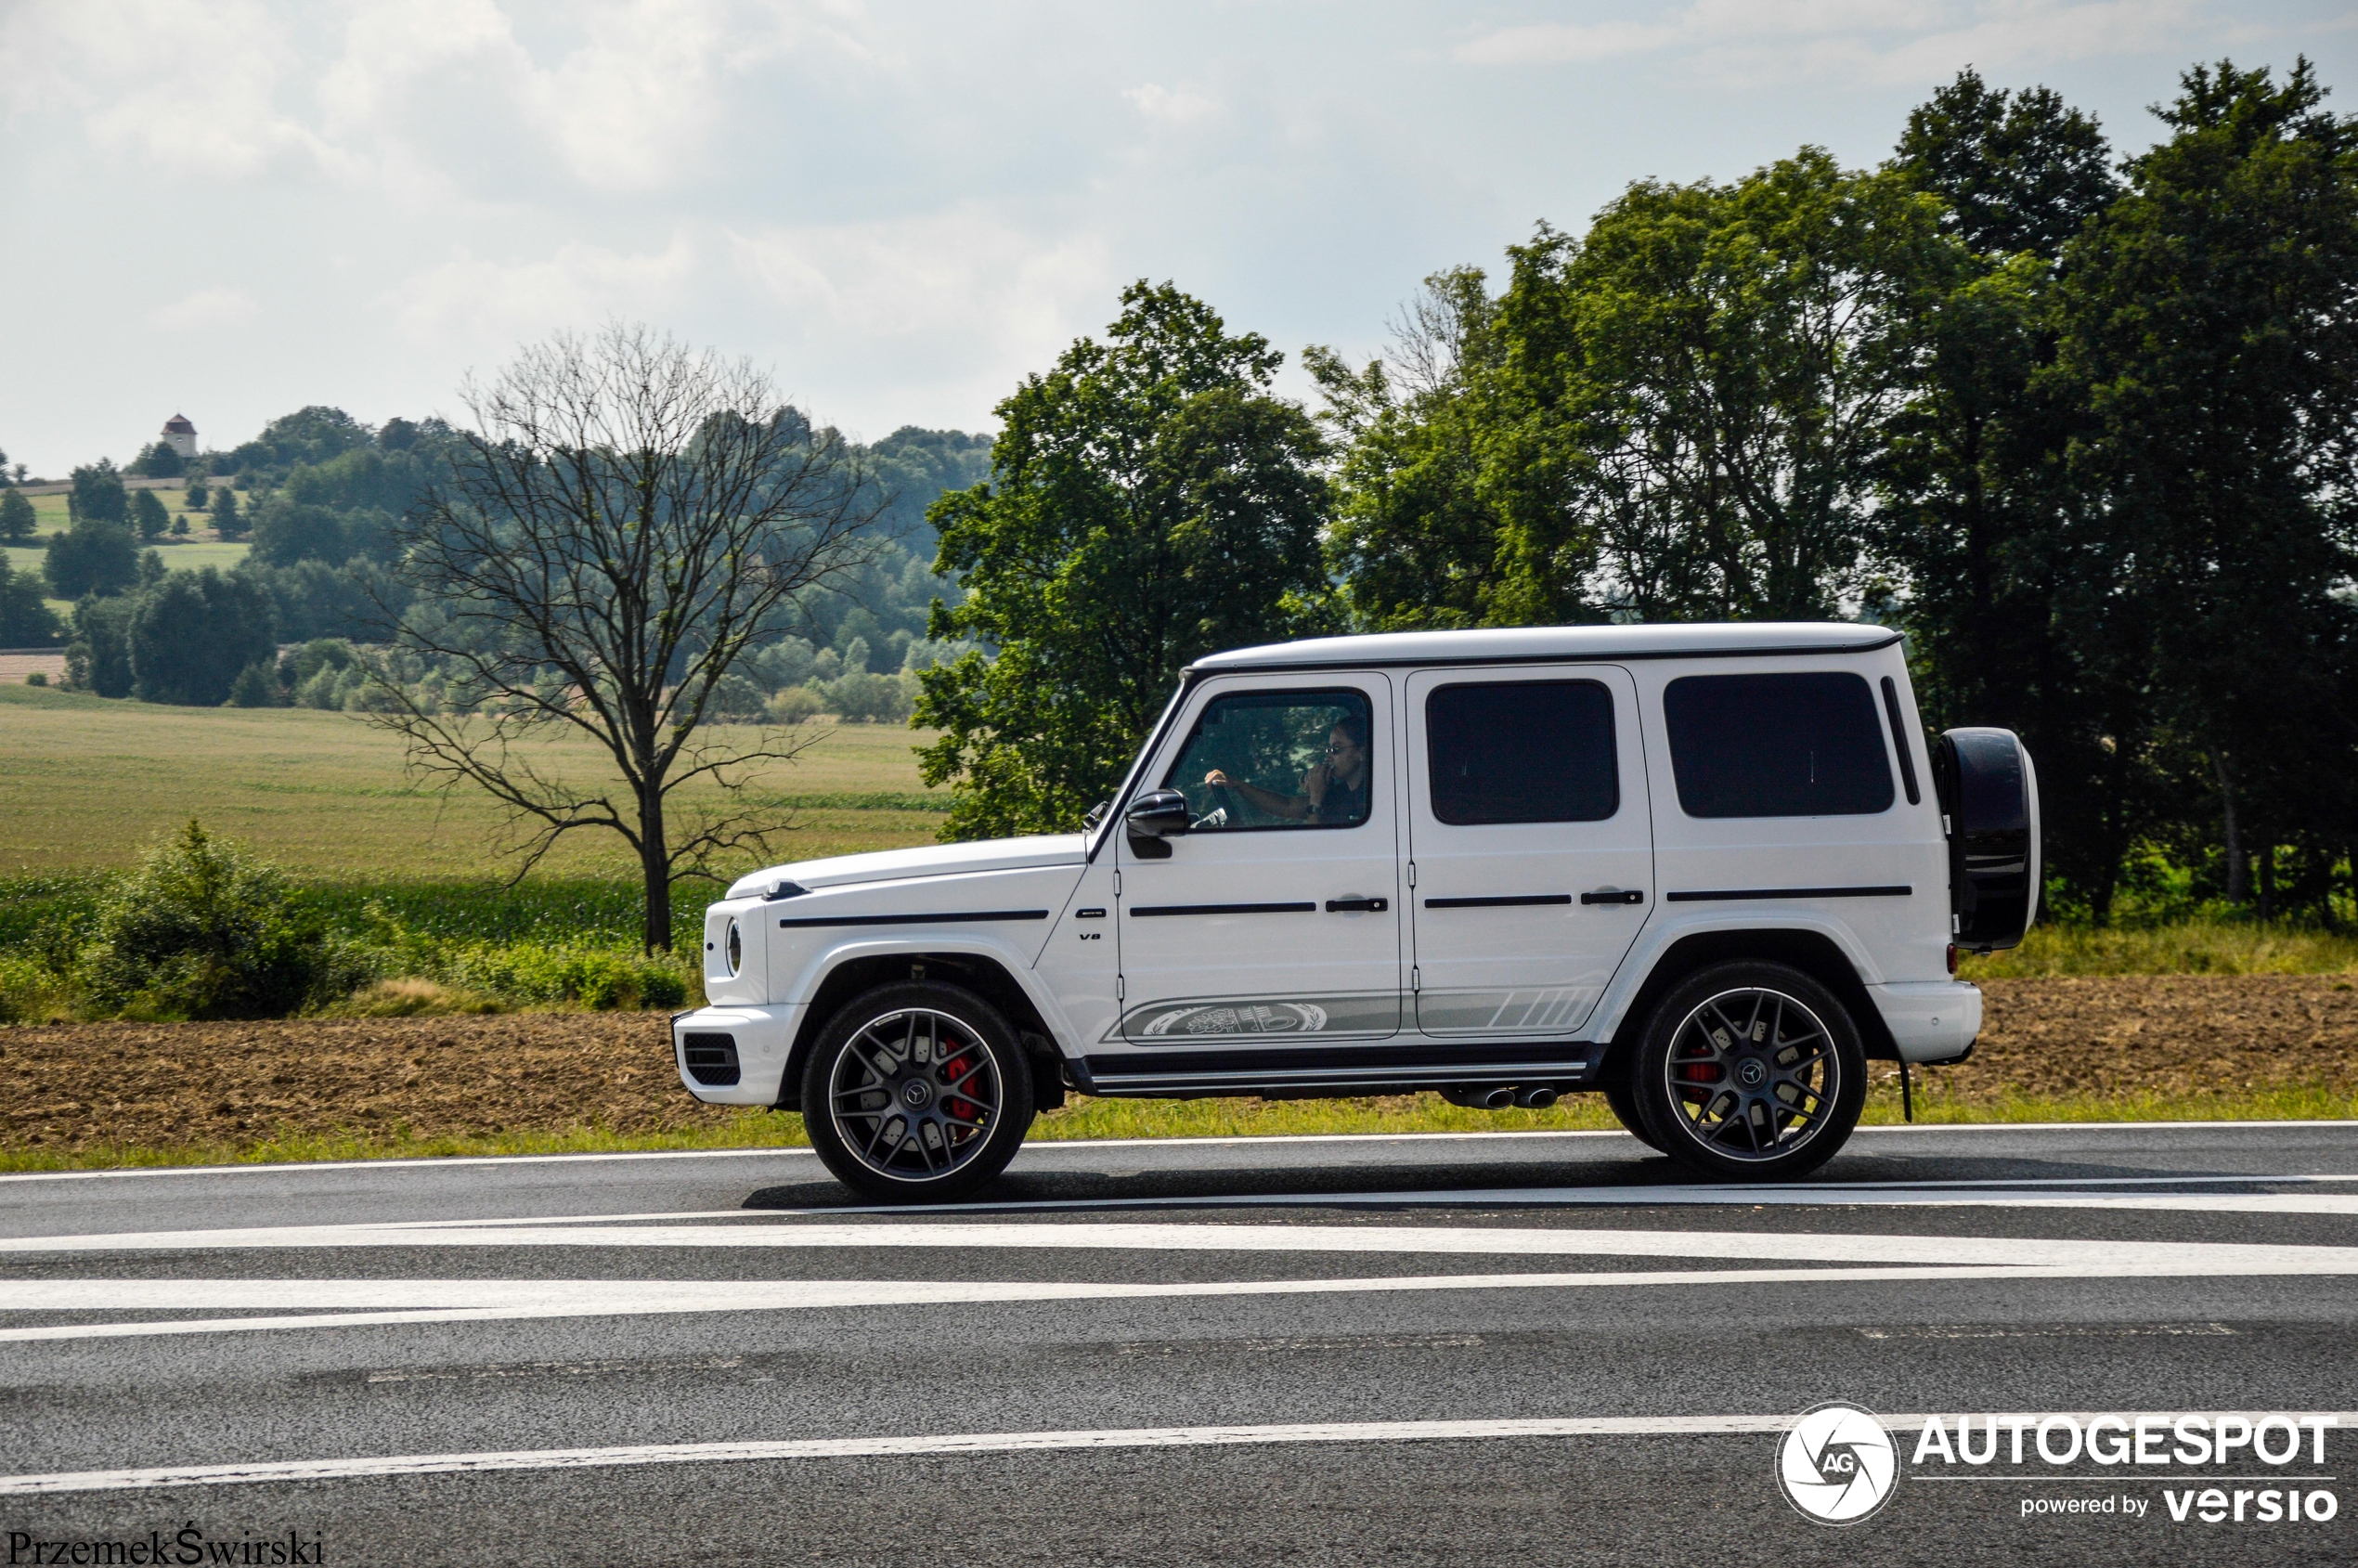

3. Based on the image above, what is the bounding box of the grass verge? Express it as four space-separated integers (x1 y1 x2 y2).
5 1083 2351 1175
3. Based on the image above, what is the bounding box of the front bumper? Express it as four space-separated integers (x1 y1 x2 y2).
1867 981 1981 1064
671 1004 804 1107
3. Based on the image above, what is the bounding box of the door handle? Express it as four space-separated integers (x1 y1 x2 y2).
1325 897 1389 913
1580 889 1644 905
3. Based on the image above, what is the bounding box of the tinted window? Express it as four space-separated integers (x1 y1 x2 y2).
1664 672 1895 817
1426 681 1618 825
1161 689 1373 831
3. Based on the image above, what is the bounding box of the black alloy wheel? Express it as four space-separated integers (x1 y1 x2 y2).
802 981 1036 1201
1630 961 1866 1181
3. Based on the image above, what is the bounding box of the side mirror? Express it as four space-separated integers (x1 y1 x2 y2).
1124 788 1191 839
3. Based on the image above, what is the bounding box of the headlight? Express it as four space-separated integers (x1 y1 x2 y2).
725 917 743 977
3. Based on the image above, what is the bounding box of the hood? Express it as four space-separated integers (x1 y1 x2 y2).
725 834 1088 899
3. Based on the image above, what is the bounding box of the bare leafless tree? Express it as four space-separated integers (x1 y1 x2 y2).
369 322 883 952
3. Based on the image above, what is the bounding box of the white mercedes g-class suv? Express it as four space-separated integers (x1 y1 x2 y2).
673 624 2039 1199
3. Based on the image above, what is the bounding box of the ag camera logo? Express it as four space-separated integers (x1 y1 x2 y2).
1779 1402 1899 1524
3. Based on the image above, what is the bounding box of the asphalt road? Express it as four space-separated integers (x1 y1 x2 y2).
3 1121 2355 1566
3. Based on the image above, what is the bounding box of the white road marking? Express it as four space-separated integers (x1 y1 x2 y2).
8 1218 2358 1275
0 1267 2133 1341
0 1416 1820 1494
2 1119 2350 1185
7 1410 2352 1497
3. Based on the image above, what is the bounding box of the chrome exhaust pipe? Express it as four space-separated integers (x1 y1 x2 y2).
1441 1085 1517 1110
1515 1085 1559 1109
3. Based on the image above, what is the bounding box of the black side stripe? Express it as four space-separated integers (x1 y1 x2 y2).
779 909 1050 928
1423 894 1573 909
1130 901 1317 918
1881 676 1923 806
1665 886 1912 902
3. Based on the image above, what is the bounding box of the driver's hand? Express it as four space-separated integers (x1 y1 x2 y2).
1204 770 1231 787
1304 761 1329 803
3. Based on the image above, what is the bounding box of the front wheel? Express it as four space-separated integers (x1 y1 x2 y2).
1630 962 1865 1181
801 982 1036 1202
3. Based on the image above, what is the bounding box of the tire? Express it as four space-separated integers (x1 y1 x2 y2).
1601 1075 1665 1153
801 981 1036 1202
1629 961 1865 1181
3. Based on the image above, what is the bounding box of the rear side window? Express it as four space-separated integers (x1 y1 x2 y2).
1426 680 1618 825
1664 672 1894 817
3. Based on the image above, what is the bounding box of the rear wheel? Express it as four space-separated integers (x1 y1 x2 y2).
1600 1076 1664 1152
1630 961 1865 1181
802 982 1035 1202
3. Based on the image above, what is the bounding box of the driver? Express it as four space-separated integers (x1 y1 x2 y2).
1204 715 1370 825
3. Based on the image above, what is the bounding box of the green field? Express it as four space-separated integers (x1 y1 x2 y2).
0 682 945 878
4 485 246 622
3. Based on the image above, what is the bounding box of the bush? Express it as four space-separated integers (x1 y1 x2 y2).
766 684 826 723
62 593 136 697
78 821 357 1019
0 953 69 1024
227 660 286 707
25 670 47 686
706 671 767 719
823 668 915 723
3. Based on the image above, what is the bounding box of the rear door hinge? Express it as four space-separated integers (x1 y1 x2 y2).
1116 973 1125 1002
1406 860 1417 888
1113 870 1122 898
1410 965 1420 992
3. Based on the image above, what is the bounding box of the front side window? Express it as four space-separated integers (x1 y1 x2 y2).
1664 671 1895 818
1160 689 1374 832
1426 680 1618 825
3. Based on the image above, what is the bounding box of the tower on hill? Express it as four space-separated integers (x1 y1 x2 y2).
161 413 198 459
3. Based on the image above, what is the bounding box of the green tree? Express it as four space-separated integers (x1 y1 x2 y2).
0 488 33 543
2052 58 2358 916
44 517 139 598
131 487 169 542
1893 67 2118 256
67 459 128 525
210 486 243 539
915 282 1333 838
1457 151 1965 622
1309 267 1515 629
128 566 277 706
1877 72 2149 919
0 555 61 645
131 440 187 479
63 593 136 697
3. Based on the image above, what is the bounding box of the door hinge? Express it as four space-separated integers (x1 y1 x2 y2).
1112 870 1121 898
1116 973 1125 1001
1410 965 1420 992
1406 861 1417 888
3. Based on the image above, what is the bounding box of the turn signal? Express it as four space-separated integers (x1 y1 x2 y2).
1945 942 1957 976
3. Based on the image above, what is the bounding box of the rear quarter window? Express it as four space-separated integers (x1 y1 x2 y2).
1664 672 1895 818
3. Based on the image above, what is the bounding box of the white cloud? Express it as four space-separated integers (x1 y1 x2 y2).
1125 83 1221 124
0 0 338 178
380 235 700 347
1455 1 2208 83
146 288 263 332
726 205 1113 422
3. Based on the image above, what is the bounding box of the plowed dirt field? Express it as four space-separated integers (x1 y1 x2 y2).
3 975 2353 1157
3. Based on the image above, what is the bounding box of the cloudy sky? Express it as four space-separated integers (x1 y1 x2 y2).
2 0 2351 474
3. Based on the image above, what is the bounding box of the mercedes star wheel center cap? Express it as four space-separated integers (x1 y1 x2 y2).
1738 1057 1768 1087
901 1081 933 1108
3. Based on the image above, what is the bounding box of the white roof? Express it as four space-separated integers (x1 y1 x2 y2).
1190 622 1898 674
